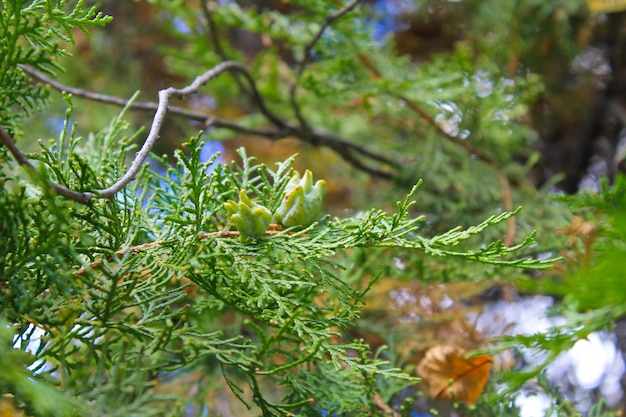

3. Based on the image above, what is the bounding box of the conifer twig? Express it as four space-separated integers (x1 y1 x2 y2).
500 176 516 247
0 125 95 204
73 226 287 276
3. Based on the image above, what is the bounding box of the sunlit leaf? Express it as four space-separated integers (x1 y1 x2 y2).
587 0 626 13
417 345 492 403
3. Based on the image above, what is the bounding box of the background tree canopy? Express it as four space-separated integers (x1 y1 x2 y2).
2 0 626 416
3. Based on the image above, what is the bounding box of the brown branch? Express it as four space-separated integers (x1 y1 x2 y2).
0 125 95 204
355 53 503 173
22 63 399 180
200 1 250 96
373 393 398 417
399 96 496 166
288 0 363 129
200 1 229 65
73 240 164 276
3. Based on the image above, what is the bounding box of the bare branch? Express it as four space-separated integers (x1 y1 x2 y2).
20 64 284 138
22 62 400 181
96 61 279 198
0 125 95 204
296 0 363 78
20 62 286 130
288 0 363 129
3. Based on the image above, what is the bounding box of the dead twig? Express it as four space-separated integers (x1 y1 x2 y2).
21 62 399 181
0 125 95 203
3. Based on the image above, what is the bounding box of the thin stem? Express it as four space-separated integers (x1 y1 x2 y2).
22 62 399 180
200 0 250 96
0 125 95 203
296 0 363 79
73 227 288 276
288 0 363 129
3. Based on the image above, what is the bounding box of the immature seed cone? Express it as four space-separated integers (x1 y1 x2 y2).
224 190 272 242
273 170 326 229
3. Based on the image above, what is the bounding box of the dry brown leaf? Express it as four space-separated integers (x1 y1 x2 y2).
417 345 492 403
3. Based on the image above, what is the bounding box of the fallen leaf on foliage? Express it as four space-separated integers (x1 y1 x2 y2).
417 345 492 403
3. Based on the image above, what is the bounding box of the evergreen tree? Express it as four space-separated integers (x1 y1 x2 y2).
1 1 624 416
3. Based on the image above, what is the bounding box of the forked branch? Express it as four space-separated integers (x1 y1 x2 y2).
0 125 95 203
21 61 399 190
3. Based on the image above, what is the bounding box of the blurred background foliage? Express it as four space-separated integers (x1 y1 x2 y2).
6 0 626 415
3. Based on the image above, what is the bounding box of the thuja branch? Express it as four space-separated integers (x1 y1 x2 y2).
73 226 288 276
22 63 399 181
0 125 95 204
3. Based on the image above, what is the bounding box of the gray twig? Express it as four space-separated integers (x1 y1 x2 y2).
96 61 274 198
22 61 399 180
0 126 95 203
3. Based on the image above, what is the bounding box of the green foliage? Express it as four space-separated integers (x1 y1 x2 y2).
2 0 619 416
500 176 626 392
0 0 110 134
1 101 553 415
154 0 571 251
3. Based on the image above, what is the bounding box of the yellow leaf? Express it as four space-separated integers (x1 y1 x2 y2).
0 396 25 417
587 0 626 13
417 345 492 403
